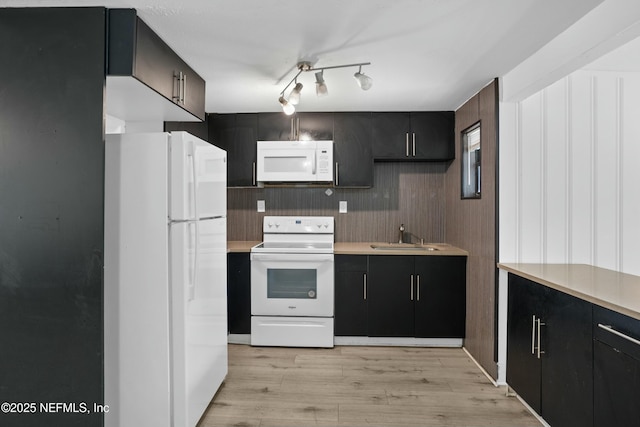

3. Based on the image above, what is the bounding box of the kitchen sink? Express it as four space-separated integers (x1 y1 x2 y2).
370 243 440 251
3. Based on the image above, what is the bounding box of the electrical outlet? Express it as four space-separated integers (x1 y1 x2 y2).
339 201 347 213
257 200 265 212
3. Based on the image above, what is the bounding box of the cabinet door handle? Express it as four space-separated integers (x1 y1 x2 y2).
412 133 416 156
598 324 640 346
537 318 545 359
405 133 409 157
416 275 420 301
531 315 537 355
182 73 187 104
252 162 256 186
410 275 414 301
363 273 367 300
335 162 339 186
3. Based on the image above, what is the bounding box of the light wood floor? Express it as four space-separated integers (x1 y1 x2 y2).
198 344 541 427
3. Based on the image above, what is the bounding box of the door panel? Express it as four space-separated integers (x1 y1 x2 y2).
170 131 226 220
368 255 414 337
507 275 543 413
541 289 593 427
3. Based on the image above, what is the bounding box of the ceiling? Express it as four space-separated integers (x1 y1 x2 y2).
5 0 608 113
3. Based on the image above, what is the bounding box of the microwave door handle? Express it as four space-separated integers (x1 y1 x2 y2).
312 150 317 175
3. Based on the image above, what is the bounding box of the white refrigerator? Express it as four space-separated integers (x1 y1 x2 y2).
104 131 227 427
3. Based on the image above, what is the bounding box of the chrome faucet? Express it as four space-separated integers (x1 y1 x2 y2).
399 224 405 244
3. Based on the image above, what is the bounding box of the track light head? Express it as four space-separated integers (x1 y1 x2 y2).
289 82 303 105
354 66 373 91
279 96 295 115
315 71 328 97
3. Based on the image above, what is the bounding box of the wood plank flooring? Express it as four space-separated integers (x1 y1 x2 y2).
198 344 541 427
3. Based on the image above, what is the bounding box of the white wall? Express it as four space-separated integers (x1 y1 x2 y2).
497 70 640 384
500 70 640 275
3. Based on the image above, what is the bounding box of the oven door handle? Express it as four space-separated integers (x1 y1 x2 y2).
250 253 334 262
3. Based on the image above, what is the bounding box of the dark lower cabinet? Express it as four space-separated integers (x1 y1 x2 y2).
227 253 251 334
367 255 466 338
507 274 593 427
368 256 416 337
414 256 466 338
334 255 368 336
593 306 640 427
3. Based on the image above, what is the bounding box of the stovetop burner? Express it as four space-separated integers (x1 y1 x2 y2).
251 216 335 254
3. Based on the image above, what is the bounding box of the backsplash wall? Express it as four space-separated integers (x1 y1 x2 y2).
228 162 448 243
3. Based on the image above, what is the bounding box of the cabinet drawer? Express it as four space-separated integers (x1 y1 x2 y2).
594 305 640 360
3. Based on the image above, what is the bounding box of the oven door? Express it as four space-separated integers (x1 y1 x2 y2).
250 252 334 317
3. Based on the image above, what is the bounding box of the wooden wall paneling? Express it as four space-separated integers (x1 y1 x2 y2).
445 79 499 379
227 162 447 243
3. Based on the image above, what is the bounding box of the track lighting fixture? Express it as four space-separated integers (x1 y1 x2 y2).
278 61 372 113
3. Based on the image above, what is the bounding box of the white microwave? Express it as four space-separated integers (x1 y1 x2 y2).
256 140 333 183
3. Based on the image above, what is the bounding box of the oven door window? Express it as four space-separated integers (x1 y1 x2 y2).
267 269 317 299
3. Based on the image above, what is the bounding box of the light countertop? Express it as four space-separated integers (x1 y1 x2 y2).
227 240 467 256
227 241 260 253
335 242 468 256
498 263 640 320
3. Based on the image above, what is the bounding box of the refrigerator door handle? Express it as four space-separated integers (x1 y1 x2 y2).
190 220 199 301
189 141 199 220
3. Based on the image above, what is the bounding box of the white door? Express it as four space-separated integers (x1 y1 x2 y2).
170 217 228 427
170 131 226 221
250 253 334 317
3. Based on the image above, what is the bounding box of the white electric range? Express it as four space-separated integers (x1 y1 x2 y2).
250 216 335 348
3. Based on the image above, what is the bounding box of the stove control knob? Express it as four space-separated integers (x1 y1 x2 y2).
275 223 280 228
324 223 329 228
317 224 322 229
268 222 273 228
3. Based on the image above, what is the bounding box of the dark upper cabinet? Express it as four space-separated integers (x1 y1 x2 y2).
107 9 206 120
334 255 368 336
333 112 373 187
209 113 258 187
372 112 454 161
258 112 334 141
593 306 640 427
507 274 593 427
164 118 210 142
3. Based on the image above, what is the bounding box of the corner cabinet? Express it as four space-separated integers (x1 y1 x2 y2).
107 8 206 120
507 274 593 427
371 112 454 161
